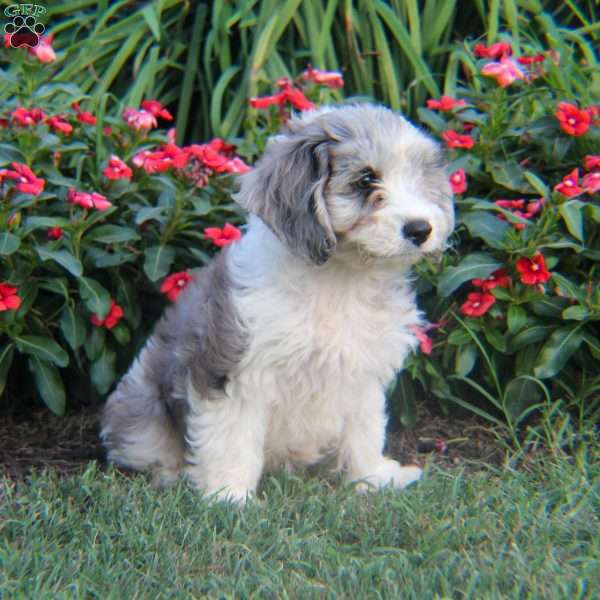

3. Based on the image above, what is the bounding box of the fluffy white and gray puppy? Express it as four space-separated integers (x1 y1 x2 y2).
101 103 454 502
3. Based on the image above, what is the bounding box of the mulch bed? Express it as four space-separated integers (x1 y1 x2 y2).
0 403 506 485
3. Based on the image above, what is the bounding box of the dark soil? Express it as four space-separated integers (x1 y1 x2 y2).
0 404 506 484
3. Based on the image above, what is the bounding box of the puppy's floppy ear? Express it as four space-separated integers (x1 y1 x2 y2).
234 122 336 265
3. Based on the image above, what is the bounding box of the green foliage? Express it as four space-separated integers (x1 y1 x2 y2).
0 44 245 414
399 21 600 435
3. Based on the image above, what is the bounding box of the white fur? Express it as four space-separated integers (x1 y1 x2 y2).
184 218 423 502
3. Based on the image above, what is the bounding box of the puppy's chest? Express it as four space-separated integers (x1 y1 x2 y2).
239 280 418 378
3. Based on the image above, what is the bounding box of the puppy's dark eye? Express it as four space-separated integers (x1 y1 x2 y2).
355 170 377 190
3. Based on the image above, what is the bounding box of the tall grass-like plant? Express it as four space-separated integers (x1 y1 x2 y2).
6 0 596 144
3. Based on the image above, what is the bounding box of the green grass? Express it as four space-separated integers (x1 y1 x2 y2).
1 447 598 599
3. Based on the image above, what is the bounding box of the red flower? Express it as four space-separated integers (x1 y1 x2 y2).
582 171 600 194
472 268 511 291
554 169 585 198
481 57 526 87
301 65 344 88
223 157 251 174
160 271 193 302
103 155 132 180
132 144 188 174
11 107 47 126
495 199 525 210
47 227 64 240
0 283 21 312
442 130 475 149
204 223 242 247
449 169 467 194
516 54 546 65
68 188 112 211
0 162 45 195
426 96 466 112
91 300 124 330
516 254 551 285
555 102 591 137
141 100 173 121
47 115 73 135
122 107 157 130
27 35 56 63
584 155 600 171
71 102 97 125
410 325 433 355
185 140 250 175
460 292 496 317
249 80 315 112
474 42 512 59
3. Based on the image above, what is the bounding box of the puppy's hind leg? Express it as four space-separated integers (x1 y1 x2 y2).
100 356 185 487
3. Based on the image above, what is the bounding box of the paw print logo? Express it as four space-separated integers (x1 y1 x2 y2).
4 15 45 48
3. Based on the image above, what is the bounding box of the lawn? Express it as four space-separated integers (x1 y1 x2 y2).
1 443 598 599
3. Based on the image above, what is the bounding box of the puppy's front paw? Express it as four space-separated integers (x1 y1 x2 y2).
354 459 422 492
206 486 254 505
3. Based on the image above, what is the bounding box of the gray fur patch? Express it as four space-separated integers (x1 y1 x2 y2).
234 123 337 265
101 249 247 459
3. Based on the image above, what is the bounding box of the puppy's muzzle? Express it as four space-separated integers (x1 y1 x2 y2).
402 220 432 246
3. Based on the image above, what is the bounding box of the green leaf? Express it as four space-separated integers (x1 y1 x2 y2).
0 143 25 166
28 356 66 416
15 281 38 319
561 305 589 321
523 171 549 197
141 5 161 41
115 275 141 329
448 329 472 345
144 245 175 282
24 216 70 233
36 246 83 277
91 347 116 395
551 273 584 302
461 211 510 249
0 343 15 396
483 325 507 353
16 335 69 367
111 323 131 346
59 306 87 350
389 375 417 427
454 343 477 376
86 248 136 269
438 252 502 297
509 325 554 353
78 277 111 319
507 305 527 334
558 201 585 242
84 327 105 362
534 325 584 379
0 232 21 255
39 277 69 299
416 107 447 133
503 377 544 425
134 206 167 225
488 160 534 193
87 225 141 244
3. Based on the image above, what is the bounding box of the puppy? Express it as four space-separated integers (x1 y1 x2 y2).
101 104 454 502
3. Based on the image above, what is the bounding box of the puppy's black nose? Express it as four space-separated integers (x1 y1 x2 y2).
402 220 432 246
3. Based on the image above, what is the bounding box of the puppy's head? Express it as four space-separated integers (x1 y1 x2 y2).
235 104 454 266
